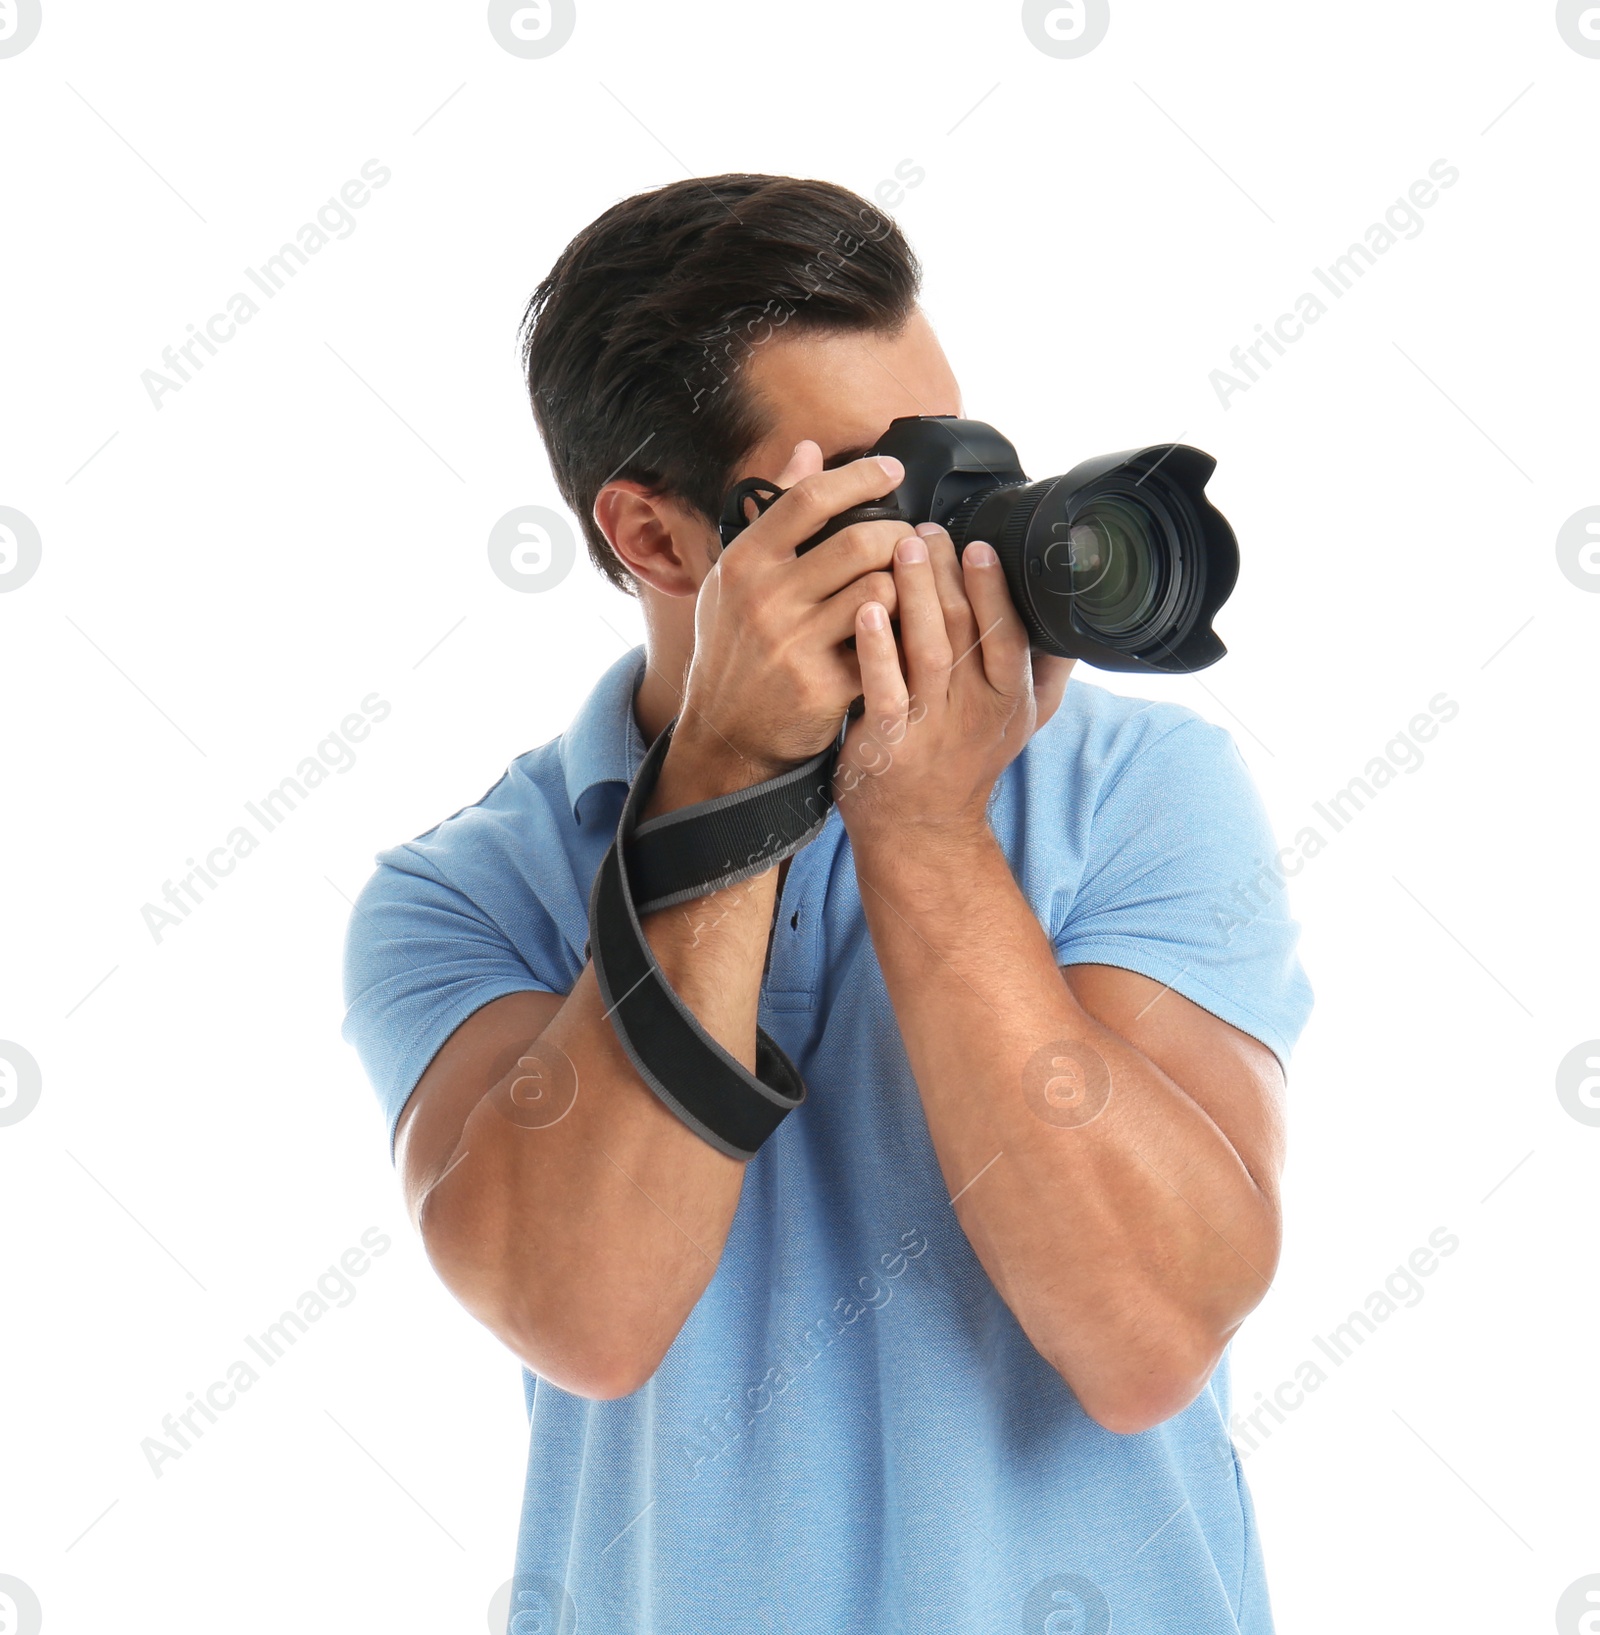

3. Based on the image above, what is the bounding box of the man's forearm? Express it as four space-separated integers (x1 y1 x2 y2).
850 820 1280 1433
414 728 781 1398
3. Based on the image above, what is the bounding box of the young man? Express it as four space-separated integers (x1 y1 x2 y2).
343 174 1312 1634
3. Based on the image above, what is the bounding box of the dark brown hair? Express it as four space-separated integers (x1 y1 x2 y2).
518 174 922 592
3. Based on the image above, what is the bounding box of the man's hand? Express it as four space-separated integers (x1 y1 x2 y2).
833 521 1074 845
664 443 913 800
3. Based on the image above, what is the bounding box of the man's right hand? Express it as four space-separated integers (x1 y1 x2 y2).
666 444 912 796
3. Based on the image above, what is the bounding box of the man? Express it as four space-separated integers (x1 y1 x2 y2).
343 173 1312 1634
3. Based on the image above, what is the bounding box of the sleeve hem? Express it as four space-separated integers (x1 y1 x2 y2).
381 979 564 1163
1053 935 1299 1074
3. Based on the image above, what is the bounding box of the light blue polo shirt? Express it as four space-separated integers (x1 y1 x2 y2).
343 645 1313 1635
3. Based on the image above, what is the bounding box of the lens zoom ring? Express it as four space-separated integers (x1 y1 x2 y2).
992 481 1056 649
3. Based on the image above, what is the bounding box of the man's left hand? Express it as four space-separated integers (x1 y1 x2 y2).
834 521 1074 848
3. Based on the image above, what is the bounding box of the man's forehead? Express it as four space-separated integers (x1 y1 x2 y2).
741 314 962 458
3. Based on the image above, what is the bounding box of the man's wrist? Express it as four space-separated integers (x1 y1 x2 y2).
643 718 790 819
848 815 1003 905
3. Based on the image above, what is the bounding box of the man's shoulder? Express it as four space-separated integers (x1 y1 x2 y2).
342 733 591 1009
368 737 577 895
1025 676 1233 802
375 646 645 886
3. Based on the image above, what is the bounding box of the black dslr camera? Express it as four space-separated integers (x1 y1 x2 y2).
718 416 1239 674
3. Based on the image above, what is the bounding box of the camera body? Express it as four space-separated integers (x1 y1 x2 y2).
719 415 1240 674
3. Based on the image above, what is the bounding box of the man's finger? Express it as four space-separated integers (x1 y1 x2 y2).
855 600 907 710
788 518 915 604
721 440 823 541
915 522 980 659
742 454 905 563
846 600 910 784
892 532 953 704
773 439 823 488
961 541 1031 697
812 570 901 644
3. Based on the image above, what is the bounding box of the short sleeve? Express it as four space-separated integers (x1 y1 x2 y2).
1052 715 1314 1071
341 848 563 1158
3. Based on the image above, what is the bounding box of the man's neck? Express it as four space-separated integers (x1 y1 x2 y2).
631 602 694 747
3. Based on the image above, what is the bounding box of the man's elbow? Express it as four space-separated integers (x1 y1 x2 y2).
535 1353 656 1402
1074 1371 1211 1437
418 1199 671 1401
494 1315 665 1401
560 1337 671 1401
1049 1326 1229 1437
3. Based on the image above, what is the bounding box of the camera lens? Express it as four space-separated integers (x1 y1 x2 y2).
950 444 1236 671
824 422 1237 674
1051 499 1162 637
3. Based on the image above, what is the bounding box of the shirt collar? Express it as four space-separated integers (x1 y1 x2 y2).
558 644 651 823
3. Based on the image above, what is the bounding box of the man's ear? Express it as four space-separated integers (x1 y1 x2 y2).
593 481 713 599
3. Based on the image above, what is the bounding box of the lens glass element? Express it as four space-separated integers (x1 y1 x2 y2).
1043 497 1162 636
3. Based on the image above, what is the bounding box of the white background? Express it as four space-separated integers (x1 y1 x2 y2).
3 2 1597 1631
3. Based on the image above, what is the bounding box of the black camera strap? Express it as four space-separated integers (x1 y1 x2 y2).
587 720 838 1160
